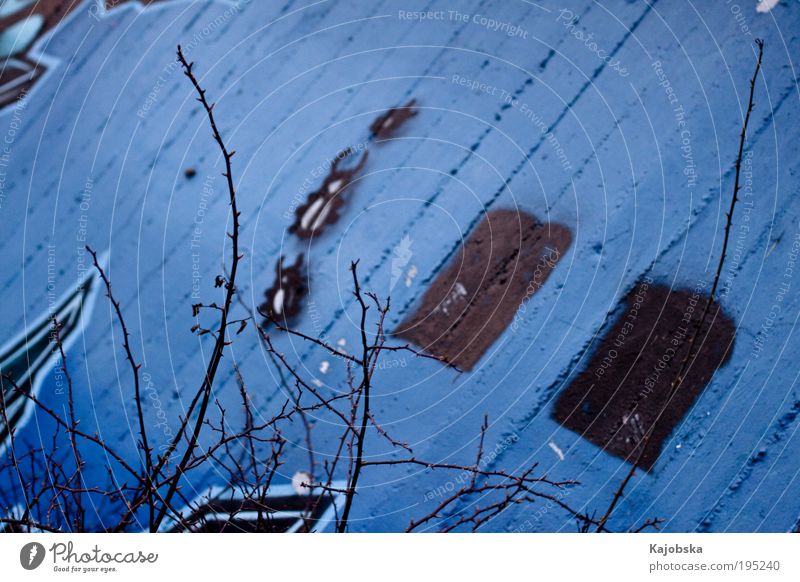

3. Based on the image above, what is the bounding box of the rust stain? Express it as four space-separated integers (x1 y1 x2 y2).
395 209 571 371
369 98 418 140
288 148 368 239
552 283 735 469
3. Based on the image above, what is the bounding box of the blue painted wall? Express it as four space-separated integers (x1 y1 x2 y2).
1 0 799 532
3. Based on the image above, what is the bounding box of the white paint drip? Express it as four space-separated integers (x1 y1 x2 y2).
327 178 343 193
756 0 779 13
299 197 325 231
548 441 565 461
310 201 333 232
272 288 285 315
405 264 418 287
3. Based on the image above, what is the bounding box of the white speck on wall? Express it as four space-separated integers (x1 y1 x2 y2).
756 0 779 13
319 360 330 374
766 239 779 257
437 282 468 315
337 338 347 347
405 264 418 287
292 471 313 495
548 440 565 461
312 378 324 388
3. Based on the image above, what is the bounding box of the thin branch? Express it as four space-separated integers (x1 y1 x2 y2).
144 45 245 532
595 39 764 532
337 261 372 532
51 317 85 531
86 247 154 530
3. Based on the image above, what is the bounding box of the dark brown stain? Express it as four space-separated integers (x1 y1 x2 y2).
552 283 736 470
259 254 307 328
395 209 572 371
288 148 368 239
369 99 418 140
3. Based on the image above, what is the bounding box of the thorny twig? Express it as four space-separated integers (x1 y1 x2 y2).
147 45 245 532
337 261 376 532
85 247 154 531
51 317 85 531
1 53 585 534
595 39 764 533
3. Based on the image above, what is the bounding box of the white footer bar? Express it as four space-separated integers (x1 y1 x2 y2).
1 533 796 580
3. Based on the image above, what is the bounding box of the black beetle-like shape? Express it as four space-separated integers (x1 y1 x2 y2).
369 99 418 140
259 254 307 328
289 148 368 239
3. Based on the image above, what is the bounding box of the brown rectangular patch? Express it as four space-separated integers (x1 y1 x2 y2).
394 209 571 371
552 282 736 469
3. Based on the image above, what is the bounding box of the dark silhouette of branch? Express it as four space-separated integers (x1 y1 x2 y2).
228 283 321 485
1 374 140 480
50 317 85 531
337 261 375 532
263 310 457 370
0 380 31 528
85 246 153 530
381 418 584 532
1 53 583 535
632 517 664 533
595 39 764 533
147 45 245 532
0 517 62 533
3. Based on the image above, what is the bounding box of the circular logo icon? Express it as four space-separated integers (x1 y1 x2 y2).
19 542 46 570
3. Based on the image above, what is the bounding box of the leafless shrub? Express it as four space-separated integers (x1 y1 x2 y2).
0 48 589 534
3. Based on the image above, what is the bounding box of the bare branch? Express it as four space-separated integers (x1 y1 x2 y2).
595 39 765 533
